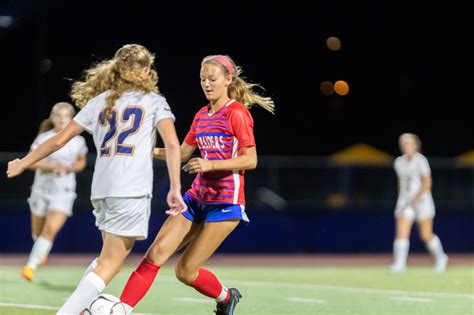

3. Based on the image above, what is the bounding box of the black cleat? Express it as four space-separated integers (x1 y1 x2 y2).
214 288 242 315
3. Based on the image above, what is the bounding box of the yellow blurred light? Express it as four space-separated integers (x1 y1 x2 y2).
334 80 349 96
326 37 341 51
320 81 334 96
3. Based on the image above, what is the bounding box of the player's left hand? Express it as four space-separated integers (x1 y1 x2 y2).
6 159 25 178
165 189 187 216
410 197 420 208
184 158 213 174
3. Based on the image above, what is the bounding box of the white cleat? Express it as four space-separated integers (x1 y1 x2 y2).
434 254 448 273
388 264 406 273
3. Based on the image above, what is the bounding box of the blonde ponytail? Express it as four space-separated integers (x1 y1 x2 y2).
38 118 54 134
38 102 76 134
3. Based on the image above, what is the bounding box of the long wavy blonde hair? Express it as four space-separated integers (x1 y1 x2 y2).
70 44 158 119
202 55 275 114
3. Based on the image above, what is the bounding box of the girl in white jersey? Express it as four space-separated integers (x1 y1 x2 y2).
390 133 448 272
21 102 88 282
7 44 186 315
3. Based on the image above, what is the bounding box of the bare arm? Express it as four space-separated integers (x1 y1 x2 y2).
410 174 432 206
156 118 187 215
156 118 182 191
184 146 257 174
153 143 196 162
7 121 85 178
28 154 86 174
28 160 56 172
72 155 87 173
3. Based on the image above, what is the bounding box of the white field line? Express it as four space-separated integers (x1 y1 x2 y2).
0 302 154 314
0 302 57 310
391 296 435 303
156 275 474 300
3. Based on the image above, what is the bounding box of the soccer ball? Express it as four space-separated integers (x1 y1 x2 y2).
82 294 127 315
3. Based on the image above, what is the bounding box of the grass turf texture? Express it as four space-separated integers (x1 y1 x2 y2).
0 266 472 315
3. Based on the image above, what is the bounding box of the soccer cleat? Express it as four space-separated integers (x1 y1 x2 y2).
214 288 242 315
388 264 406 273
21 266 35 282
434 254 448 273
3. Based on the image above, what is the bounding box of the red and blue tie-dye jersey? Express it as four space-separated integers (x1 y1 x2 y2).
184 99 255 205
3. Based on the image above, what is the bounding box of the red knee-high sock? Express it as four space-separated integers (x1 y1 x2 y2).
120 259 160 307
190 268 230 302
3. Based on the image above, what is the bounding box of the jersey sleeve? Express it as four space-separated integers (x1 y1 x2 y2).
229 108 255 149
30 134 45 150
73 100 97 134
183 111 200 147
77 136 89 156
418 155 431 176
393 158 400 174
153 96 175 126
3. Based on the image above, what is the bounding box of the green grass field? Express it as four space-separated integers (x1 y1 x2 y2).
0 265 472 315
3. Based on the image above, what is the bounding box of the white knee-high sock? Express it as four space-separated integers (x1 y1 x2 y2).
26 236 52 269
393 239 409 267
81 258 99 281
426 235 446 260
57 271 105 315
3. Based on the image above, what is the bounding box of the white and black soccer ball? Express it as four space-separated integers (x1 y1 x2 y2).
82 294 127 315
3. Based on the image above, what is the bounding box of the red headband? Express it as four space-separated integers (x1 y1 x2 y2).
209 55 233 77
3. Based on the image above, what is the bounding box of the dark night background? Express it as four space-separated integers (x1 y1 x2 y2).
1 1 473 156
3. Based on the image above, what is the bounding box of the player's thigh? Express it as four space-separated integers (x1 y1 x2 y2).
395 216 414 239
42 210 69 239
146 214 195 264
175 222 204 253
177 220 239 272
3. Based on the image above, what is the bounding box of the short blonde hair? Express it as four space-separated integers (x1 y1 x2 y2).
38 102 76 133
399 133 422 151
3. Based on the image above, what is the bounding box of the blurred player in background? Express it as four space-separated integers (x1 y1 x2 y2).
390 133 448 272
7 44 186 315
119 55 275 315
21 102 88 282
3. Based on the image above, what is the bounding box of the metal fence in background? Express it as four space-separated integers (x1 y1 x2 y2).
0 153 473 211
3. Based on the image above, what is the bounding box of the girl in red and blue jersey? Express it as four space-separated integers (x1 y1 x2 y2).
119 55 274 315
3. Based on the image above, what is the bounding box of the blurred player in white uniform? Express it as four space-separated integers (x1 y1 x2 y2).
21 102 88 282
390 133 448 272
7 44 186 315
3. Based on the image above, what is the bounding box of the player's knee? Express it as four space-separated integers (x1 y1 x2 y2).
96 258 121 276
420 232 433 243
146 243 169 266
174 263 197 285
40 226 56 240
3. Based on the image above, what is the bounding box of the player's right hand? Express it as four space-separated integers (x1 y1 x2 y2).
53 164 72 175
165 190 187 216
7 159 25 178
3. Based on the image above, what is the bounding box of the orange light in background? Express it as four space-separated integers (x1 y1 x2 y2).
326 37 341 51
320 81 334 96
334 80 349 96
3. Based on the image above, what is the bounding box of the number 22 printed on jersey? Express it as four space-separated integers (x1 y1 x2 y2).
98 106 144 157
